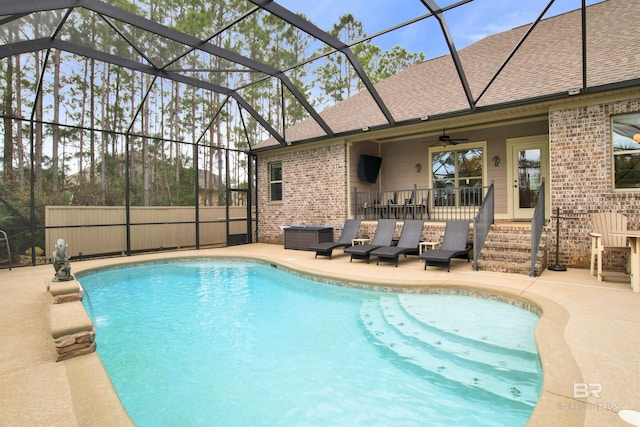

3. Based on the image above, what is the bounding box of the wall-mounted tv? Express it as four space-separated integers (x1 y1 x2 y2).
357 154 382 184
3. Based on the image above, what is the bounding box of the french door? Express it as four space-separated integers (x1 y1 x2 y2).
508 136 549 219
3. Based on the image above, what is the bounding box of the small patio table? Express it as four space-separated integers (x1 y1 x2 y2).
418 241 439 255
611 230 640 293
351 238 371 246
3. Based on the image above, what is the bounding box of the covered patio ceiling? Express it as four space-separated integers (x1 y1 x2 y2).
0 0 604 151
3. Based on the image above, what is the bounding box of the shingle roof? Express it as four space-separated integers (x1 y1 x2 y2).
258 0 639 149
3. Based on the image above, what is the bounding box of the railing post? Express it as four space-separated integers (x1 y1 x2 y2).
473 181 494 271
530 178 546 277
412 184 417 219
354 187 358 219
473 218 478 271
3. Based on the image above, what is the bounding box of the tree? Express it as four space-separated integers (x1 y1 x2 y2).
314 14 424 105
369 45 425 84
316 14 369 103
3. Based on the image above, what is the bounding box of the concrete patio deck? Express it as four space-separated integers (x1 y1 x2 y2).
1 243 638 426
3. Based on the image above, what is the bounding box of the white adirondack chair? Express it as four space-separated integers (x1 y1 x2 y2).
590 212 630 281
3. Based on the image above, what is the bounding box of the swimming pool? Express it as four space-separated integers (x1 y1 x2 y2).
78 259 542 427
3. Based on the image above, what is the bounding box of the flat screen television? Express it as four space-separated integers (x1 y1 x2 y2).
357 154 382 183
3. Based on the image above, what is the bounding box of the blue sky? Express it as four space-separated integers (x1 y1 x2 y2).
278 0 603 58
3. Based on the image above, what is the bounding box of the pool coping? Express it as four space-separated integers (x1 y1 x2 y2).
2 243 638 426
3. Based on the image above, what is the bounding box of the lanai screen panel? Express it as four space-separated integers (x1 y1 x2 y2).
1 0 616 149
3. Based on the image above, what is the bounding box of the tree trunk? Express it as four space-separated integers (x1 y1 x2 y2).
2 57 14 183
51 51 61 192
79 57 89 183
100 63 111 205
89 58 96 183
34 54 43 193
173 84 180 202
16 54 25 186
142 75 150 206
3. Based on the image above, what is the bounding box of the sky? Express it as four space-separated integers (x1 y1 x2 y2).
277 0 603 58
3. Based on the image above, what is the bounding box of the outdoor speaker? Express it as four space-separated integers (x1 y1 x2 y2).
358 154 382 183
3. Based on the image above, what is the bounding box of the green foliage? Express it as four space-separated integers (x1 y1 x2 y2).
315 14 425 103
1 1 426 257
371 46 426 83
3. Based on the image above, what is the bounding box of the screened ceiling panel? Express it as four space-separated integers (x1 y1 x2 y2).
226 12 326 71
277 0 428 37
167 0 259 39
0 10 64 42
0 0 625 152
106 15 195 68
60 9 154 66
469 6 584 107
169 49 262 90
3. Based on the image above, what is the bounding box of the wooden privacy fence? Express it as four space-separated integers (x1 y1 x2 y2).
45 206 254 258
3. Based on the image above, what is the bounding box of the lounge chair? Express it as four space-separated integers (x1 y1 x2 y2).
344 219 397 263
371 220 424 267
419 220 472 271
309 219 362 259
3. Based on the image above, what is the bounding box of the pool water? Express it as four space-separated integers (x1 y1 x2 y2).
79 260 542 427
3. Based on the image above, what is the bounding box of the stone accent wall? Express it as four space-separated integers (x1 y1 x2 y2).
549 97 640 269
48 278 96 361
257 143 348 244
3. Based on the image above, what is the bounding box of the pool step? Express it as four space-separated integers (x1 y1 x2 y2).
382 296 539 374
396 294 538 355
359 297 541 406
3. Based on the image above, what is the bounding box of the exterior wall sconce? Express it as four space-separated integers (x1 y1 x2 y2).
492 155 501 167
415 163 422 173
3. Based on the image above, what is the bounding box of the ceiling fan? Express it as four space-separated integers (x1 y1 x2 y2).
424 130 469 146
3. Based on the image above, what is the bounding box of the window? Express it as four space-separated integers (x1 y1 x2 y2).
613 113 640 190
431 144 485 207
269 162 283 201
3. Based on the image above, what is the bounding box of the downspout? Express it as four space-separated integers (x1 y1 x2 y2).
346 141 352 218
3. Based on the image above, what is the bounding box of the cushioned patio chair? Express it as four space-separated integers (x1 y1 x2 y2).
419 220 472 271
309 219 362 259
344 219 397 263
371 220 424 267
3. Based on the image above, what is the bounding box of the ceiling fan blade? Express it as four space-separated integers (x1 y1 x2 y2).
450 138 469 144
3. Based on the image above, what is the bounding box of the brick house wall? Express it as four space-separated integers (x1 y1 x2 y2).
255 96 639 273
257 143 348 244
549 97 640 269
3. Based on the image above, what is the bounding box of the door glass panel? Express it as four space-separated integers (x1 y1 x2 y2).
518 149 541 208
